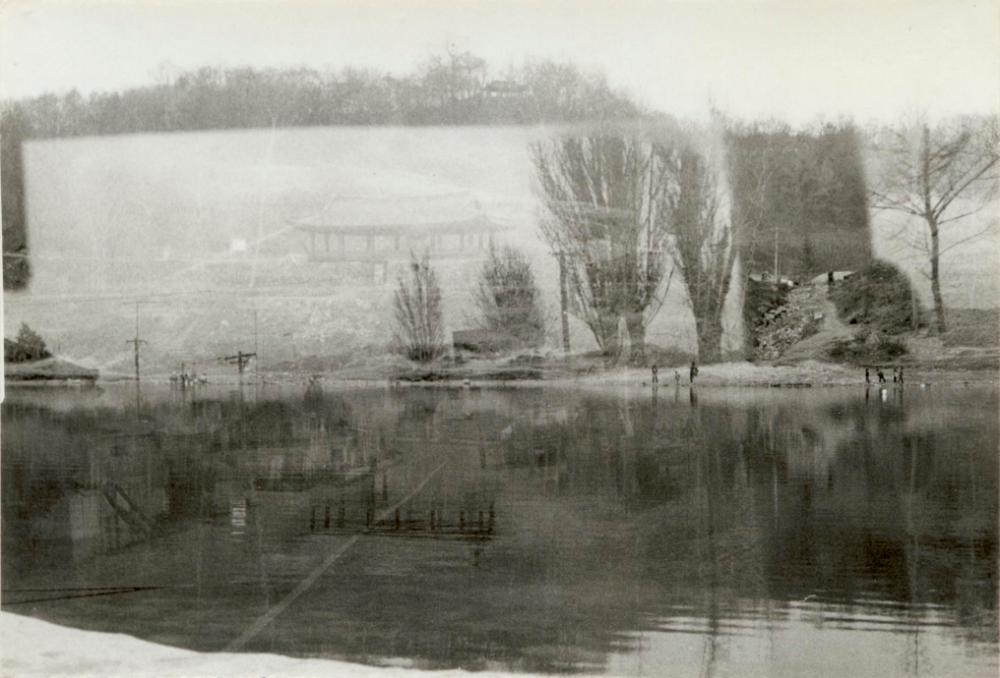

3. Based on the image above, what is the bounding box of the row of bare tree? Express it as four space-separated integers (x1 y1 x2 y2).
531 128 762 364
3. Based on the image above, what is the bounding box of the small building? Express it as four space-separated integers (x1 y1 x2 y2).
747 272 797 288
484 80 529 98
809 270 856 286
290 193 508 264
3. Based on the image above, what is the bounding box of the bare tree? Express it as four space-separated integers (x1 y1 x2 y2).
392 252 445 362
659 144 737 363
871 115 999 333
531 133 674 364
475 242 546 350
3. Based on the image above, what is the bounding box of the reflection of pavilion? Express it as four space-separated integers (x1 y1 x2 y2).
290 194 508 265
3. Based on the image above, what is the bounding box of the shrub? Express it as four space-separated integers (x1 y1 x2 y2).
392 252 445 363
827 332 908 364
475 242 545 351
829 260 919 335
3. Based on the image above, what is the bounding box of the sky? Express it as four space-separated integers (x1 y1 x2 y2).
1 0 999 124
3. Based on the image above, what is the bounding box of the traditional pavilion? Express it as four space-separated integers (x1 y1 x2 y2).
290 193 508 265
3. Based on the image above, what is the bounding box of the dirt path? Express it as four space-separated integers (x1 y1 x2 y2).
778 295 853 363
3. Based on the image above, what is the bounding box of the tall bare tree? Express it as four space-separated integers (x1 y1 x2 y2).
392 252 445 362
659 144 737 363
531 133 674 363
871 116 999 333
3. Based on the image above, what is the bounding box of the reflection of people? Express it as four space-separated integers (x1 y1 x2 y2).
304 375 324 408
689 360 699 385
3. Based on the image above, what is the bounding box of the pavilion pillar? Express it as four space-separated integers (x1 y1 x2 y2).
337 233 345 251
324 233 330 254
366 235 374 252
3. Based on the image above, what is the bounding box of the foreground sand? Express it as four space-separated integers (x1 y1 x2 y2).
0 612 543 678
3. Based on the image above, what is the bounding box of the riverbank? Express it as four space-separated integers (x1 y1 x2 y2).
328 354 997 389
73 355 997 391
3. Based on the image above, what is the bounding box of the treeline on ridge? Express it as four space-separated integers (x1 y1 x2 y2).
2 54 642 138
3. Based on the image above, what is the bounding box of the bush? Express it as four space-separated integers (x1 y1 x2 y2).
475 242 545 351
829 260 919 335
392 252 445 363
827 331 908 364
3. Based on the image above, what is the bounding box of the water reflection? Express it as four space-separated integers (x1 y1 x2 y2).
2 383 996 676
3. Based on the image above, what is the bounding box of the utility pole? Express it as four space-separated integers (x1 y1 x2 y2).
253 309 259 385
125 302 147 413
124 302 147 384
221 351 256 380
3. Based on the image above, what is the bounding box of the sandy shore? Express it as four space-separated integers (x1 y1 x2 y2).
0 612 546 678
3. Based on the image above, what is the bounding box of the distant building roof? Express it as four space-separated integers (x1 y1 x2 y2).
485 80 528 94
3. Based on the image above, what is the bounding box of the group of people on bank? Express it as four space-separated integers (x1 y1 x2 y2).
649 361 700 386
648 361 907 388
865 365 904 385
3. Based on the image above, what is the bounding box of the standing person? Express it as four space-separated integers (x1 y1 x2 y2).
865 367 871 384
674 370 681 386
689 360 699 385
651 364 659 385
898 366 904 384
892 367 898 383
877 368 886 384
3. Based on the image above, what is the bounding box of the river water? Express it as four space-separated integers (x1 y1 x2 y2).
2 382 997 677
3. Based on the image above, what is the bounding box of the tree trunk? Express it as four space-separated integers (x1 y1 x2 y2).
929 219 947 334
596 316 620 359
625 312 646 366
696 313 724 364
558 252 571 354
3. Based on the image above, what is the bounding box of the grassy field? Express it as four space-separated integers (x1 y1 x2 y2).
943 308 1000 348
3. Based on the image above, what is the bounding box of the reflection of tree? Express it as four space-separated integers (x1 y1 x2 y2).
3 386 995 672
